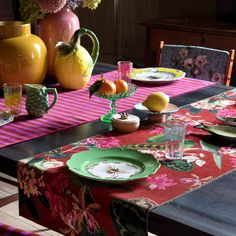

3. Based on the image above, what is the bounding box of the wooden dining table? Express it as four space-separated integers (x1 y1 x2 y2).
0 65 236 236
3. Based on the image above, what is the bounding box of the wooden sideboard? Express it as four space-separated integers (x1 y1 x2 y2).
140 17 236 85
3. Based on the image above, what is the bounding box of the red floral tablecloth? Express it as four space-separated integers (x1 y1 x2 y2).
18 88 236 236
0 71 212 148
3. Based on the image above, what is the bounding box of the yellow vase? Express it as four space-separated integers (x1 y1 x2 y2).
0 21 47 88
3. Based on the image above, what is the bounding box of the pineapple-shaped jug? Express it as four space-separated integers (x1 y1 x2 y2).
25 84 58 117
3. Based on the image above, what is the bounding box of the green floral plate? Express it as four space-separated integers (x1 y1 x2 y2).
131 67 186 84
195 123 236 141
67 148 160 183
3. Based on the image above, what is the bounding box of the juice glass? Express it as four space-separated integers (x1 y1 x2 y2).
3 82 22 115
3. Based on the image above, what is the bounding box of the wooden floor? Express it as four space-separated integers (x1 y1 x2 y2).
0 172 156 236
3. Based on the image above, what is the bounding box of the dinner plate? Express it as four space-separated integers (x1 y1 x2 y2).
131 67 186 84
216 116 236 126
195 123 236 141
67 148 160 183
134 103 179 115
0 112 14 126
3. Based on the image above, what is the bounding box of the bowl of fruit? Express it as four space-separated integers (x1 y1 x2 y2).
89 75 137 123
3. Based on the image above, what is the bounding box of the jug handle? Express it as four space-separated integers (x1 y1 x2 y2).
46 88 58 110
70 28 100 66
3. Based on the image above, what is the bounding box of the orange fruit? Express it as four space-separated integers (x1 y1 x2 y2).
98 79 116 95
114 79 129 94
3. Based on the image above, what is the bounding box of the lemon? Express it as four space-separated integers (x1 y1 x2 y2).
142 92 170 112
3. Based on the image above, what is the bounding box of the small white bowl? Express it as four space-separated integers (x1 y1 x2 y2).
112 113 140 133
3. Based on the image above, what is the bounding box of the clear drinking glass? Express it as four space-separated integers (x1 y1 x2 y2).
3 82 22 115
164 120 186 159
117 61 133 83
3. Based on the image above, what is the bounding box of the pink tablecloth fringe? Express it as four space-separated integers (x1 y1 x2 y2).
0 71 212 148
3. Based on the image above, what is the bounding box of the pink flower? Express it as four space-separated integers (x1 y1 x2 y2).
195 55 207 69
146 174 177 190
183 58 194 70
61 186 101 235
179 48 188 58
180 174 213 187
193 68 201 76
92 136 120 148
36 0 67 13
211 72 225 84
221 147 236 157
230 158 236 167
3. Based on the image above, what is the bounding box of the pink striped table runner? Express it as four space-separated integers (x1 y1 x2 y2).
0 71 213 148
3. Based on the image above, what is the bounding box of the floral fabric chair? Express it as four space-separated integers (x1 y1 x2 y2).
158 41 235 85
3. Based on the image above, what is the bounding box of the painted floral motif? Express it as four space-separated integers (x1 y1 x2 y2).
180 174 213 187
45 175 102 235
146 174 177 190
217 109 236 117
183 152 206 166
189 98 235 111
87 135 120 148
59 187 101 235
18 165 45 197
229 158 236 167
17 88 236 236
172 112 207 126
211 72 225 84
221 147 236 157
146 126 164 135
129 198 157 209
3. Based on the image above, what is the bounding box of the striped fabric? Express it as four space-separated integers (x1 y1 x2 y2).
0 71 212 148
0 223 41 236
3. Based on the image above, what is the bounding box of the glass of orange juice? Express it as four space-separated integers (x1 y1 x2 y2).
3 82 22 115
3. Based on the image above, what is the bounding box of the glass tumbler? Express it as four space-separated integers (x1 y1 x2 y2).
117 61 133 83
3 82 22 115
164 120 186 159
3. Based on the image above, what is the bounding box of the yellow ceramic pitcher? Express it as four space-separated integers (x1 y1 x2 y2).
55 28 99 90
0 21 47 88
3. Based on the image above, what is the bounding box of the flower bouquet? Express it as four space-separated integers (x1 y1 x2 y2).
19 0 102 22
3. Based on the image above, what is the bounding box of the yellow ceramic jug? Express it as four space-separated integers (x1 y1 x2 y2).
0 21 47 88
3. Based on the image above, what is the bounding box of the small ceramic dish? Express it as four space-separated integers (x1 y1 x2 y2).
0 112 14 126
112 113 140 133
134 103 179 123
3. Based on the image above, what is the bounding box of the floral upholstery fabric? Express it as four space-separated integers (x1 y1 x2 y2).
160 45 229 84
